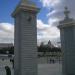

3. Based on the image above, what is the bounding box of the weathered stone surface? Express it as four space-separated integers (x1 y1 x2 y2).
58 7 75 75
12 1 39 75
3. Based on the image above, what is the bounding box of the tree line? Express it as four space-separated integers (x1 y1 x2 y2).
0 46 14 54
37 41 61 53
0 44 61 54
37 46 61 53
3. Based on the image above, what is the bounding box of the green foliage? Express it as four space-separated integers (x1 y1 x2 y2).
0 46 14 54
37 46 61 53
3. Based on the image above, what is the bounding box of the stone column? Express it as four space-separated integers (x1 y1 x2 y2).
12 1 40 75
58 7 75 75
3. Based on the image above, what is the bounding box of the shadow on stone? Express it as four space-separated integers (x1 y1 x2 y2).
5 66 11 75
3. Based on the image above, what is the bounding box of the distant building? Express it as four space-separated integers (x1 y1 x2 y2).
0 43 13 49
46 40 54 48
0 43 14 59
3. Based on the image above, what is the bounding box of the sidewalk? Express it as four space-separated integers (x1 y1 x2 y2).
0 62 62 75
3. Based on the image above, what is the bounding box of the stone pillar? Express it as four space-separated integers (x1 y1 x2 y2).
12 1 40 75
58 7 75 75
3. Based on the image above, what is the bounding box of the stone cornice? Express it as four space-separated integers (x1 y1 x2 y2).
58 21 75 29
12 3 40 17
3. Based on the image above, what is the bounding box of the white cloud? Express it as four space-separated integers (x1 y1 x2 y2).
1 0 75 47
0 23 14 43
39 0 75 46
41 0 75 24
0 21 60 46
37 20 49 30
37 0 62 45
48 18 59 26
40 0 60 7
40 0 64 27
37 19 60 46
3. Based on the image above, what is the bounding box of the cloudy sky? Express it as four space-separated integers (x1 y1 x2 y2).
0 0 75 46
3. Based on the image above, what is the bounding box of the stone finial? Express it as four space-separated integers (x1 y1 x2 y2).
21 0 36 7
64 7 70 19
20 0 30 5
21 0 29 3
